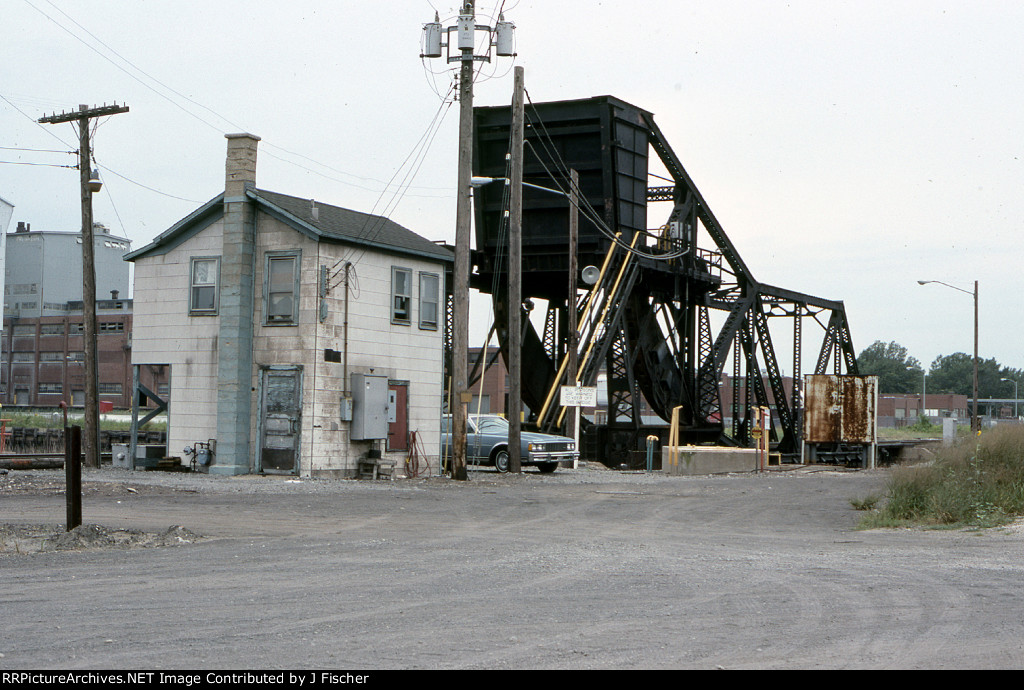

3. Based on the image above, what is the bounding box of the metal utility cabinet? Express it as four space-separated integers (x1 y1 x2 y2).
350 373 389 441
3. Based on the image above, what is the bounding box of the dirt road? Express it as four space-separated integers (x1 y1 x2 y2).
1 464 1022 669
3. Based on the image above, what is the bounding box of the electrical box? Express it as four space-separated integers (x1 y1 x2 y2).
350 373 389 440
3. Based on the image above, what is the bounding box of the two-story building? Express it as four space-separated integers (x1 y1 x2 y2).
126 134 453 478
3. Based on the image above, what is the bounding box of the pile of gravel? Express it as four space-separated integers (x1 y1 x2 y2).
0 523 202 555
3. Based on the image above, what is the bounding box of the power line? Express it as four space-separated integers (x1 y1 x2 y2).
330 82 457 280
24 0 450 201
0 160 76 168
0 145 75 154
95 163 202 204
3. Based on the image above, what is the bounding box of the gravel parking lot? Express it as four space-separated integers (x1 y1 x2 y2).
1 463 1022 669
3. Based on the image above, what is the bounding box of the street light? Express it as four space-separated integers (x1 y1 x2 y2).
918 279 979 433
471 176 570 197
1001 377 1018 418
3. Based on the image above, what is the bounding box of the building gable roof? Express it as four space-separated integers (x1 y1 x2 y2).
126 189 453 264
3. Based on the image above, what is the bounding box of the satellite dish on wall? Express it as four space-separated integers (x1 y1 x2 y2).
581 265 600 286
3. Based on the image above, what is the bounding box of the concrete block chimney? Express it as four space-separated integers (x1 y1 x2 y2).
214 133 261 476
225 132 260 199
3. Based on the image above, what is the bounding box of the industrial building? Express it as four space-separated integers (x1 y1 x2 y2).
0 219 157 408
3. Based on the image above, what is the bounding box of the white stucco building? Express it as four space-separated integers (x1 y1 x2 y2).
126 134 452 478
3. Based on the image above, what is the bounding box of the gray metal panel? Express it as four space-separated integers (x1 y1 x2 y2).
4 229 130 319
351 373 389 440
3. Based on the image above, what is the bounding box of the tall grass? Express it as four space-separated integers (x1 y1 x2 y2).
860 425 1024 529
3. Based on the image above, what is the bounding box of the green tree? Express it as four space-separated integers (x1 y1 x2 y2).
856 341 923 394
929 354 1024 399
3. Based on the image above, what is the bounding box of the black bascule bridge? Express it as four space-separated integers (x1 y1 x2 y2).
457 95 858 468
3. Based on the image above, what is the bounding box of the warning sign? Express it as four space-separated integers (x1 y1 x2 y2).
560 385 598 408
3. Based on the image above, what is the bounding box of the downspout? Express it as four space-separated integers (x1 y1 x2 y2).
309 244 320 477
343 262 350 396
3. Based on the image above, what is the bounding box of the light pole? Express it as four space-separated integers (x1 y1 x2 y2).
918 279 979 433
1001 377 1018 418
907 365 926 422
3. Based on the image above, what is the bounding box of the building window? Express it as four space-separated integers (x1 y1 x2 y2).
190 257 220 315
11 325 35 337
12 352 34 363
392 267 412 325
38 383 63 394
40 324 64 336
99 383 122 396
98 321 125 333
419 272 439 330
39 352 64 362
264 251 300 325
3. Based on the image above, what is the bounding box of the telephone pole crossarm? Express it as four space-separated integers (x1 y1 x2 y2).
39 104 129 125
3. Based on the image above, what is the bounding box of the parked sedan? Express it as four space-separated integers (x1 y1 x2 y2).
442 414 578 473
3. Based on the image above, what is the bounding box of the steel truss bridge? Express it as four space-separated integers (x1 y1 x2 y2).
447 95 858 467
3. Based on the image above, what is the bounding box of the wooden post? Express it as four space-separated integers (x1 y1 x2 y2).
65 425 82 531
508 66 525 473
566 169 579 444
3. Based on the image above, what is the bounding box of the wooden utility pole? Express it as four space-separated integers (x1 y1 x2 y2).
40 103 129 468
450 1 476 481
508 66 525 473
566 168 580 444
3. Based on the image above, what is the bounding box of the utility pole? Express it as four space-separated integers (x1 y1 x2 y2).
421 3 515 480
566 168 580 452
508 66 525 473
40 103 129 468
451 1 476 481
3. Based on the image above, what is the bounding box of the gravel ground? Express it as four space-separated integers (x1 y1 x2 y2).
1 462 1023 669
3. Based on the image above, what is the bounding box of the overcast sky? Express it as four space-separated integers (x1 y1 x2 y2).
2 1 1022 375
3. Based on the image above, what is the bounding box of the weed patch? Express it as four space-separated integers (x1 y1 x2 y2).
859 425 1024 529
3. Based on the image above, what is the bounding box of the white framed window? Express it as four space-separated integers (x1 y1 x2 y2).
392 267 412 325
419 272 439 330
190 256 220 315
264 251 301 325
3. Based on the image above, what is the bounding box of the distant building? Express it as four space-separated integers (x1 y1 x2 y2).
0 221 151 408
467 346 507 415
878 393 969 427
4 221 129 319
0 195 12 333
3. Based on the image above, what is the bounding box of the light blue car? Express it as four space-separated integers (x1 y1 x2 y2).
442 414 578 473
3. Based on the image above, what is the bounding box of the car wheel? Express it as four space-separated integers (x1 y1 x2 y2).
537 462 558 474
493 448 510 473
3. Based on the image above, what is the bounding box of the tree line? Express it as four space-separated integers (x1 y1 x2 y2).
856 340 1023 399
